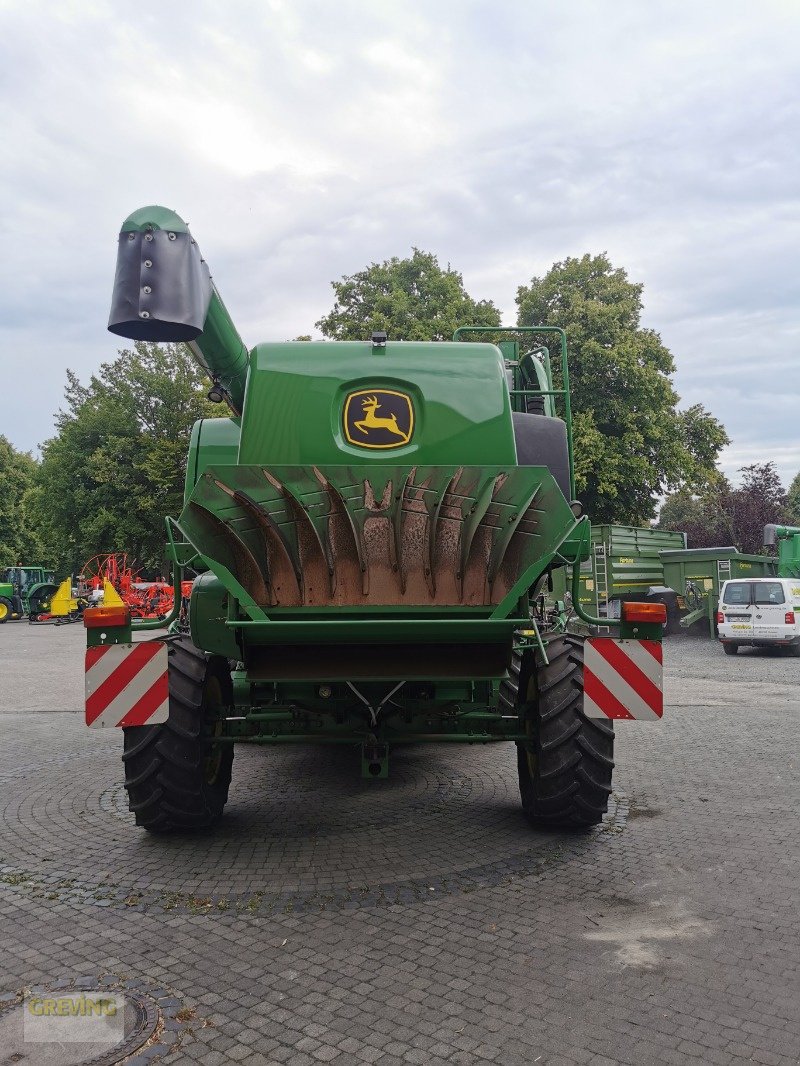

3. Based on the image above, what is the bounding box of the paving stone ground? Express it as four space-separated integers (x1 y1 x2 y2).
1 625 798 1065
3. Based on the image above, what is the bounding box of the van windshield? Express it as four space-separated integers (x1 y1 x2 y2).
722 582 750 606
753 582 785 606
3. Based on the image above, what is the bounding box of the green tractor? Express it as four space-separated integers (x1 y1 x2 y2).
83 206 665 834
0 566 57 622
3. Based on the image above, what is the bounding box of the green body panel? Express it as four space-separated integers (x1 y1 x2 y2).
184 416 241 497
769 525 800 578
188 573 241 658
121 205 192 234
238 341 516 466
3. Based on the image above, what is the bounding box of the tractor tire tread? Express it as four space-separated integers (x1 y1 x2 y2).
123 636 233 832
509 633 615 829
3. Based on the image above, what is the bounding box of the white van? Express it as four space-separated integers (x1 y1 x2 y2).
717 577 800 655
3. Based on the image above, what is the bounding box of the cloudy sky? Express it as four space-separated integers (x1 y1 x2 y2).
1 0 798 487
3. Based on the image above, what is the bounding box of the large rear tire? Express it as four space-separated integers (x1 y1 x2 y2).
507 633 614 828
122 637 234 832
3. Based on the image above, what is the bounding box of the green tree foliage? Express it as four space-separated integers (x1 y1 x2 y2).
316 248 501 341
726 462 788 554
657 483 734 548
659 462 788 553
0 436 43 567
30 343 217 574
786 470 800 525
516 253 728 523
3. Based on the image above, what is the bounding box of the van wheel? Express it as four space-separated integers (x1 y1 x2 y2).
723 643 738 656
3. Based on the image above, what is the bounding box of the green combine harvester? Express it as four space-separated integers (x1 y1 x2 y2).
83 206 665 834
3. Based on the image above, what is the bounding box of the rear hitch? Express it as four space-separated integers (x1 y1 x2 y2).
361 737 389 779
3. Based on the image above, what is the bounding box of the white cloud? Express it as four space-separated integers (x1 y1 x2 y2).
0 0 798 496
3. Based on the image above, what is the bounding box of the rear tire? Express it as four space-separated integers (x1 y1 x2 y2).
723 643 738 656
504 633 614 828
122 637 234 832
0 597 11 623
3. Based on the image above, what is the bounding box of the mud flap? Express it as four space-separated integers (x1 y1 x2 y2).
583 638 663 720
85 643 169 727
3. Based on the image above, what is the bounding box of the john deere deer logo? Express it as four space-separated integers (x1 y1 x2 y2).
343 389 414 449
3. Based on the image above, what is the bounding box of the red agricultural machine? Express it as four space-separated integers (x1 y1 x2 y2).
80 553 192 622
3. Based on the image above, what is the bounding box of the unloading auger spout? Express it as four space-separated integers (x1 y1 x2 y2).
108 205 249 415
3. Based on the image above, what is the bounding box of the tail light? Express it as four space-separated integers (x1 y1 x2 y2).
716 611 724 624
785 612 795 625
84 605 131 628
621 602 667 624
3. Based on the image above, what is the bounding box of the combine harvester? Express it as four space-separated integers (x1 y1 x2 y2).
83 206 666 833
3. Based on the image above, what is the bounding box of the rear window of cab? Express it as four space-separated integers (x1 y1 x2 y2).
722 581 786 606
753 582 785 605
722 582 751 605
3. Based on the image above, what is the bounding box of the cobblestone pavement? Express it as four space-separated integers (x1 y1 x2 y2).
1 625 798 1064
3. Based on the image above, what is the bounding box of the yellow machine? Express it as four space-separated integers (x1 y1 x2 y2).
30 576 99 624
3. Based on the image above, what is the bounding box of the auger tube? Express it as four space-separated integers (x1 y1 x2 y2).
108 205 249 415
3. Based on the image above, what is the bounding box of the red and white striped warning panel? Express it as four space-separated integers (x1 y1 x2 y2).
85 642 169 728
584 638 663 721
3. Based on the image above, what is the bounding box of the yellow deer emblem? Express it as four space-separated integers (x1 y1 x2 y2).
353 395 411 443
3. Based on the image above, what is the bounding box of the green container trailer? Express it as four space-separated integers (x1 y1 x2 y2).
576 525 686 619
659 547 777 635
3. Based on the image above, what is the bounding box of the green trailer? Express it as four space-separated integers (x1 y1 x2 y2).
659 547 777 636
81 205 667 836
576 525 686 622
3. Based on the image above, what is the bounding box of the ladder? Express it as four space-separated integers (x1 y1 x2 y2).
594 543 610 633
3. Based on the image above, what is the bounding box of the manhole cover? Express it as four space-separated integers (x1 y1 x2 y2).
0 987 159 1066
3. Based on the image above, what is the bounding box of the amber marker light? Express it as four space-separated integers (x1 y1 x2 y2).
621 602 667 625
83 605 131 628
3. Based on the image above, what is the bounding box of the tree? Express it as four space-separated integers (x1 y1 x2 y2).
786 470 800 525
30 342 217 575
316 248 501 341
657 483 734 548
726 462 787 554
659 462 787 553
0 436 43 567
516 253 728 523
